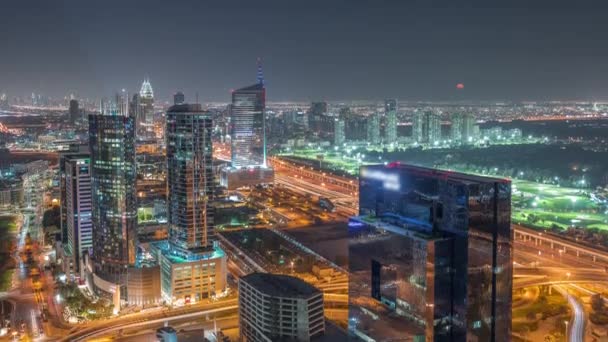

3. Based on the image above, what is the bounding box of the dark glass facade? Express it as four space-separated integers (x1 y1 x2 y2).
349 163 512 342
230 82 266 168
165 104 215 253
89 113 137 284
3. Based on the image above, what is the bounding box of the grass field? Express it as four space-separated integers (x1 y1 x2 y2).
137 207 155 223
512 180 608 230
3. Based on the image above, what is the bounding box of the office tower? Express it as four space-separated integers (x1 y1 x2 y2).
68 99 79 124
63 153 92 277
173 91 185 105
350 163 512 341
239 273 325 342
230 71 266 168
89 113 137 284
384 99 397 144
138 79 155 136
222 61 274 189
166 104 215 251
334 118 345 146
159 104 226 304
58 144 90 251
412 111 441 145
308 101 328 132
367 113 380 145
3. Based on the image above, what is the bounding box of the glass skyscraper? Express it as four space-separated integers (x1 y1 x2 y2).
166 104 215 252
158 103 226 305
89 113 138 284
349 163 512 342
230 80 266 168
63 153 92 277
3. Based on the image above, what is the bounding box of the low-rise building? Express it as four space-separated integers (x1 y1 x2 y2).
239 273 325 342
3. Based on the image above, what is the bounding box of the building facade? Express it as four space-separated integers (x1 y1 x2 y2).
130 79 155 138
450 113 475 145
63 153 92 277
89 113 138 285
384 99 397 143
367 113 380 145
239 273 325 342
230 82 266 168
69 99 80 124
160 104 227 304
413 111 441 145
334 118 345 146
349 163 512 342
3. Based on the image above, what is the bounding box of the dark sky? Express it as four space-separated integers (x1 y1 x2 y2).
2 0 608 102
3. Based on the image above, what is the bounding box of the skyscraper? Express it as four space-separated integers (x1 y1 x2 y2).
384 99 397 144
350 163 512 341
63 153 92 277
367 113 380 145
334 118 345 147
89 113 137 284
451 112 475 145
230 73 266 168
412 111 441 145
221 61 274 189
308 101 328 133
159 103 226 304
69 99 80 124
138 79 155 136
166 104 215 252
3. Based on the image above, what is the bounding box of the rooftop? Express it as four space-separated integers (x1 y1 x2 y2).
235 82 264 92
364 162 510 184
166 103 204 113
241 273 320 299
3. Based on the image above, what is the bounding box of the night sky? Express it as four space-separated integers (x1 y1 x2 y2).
2 0 608 102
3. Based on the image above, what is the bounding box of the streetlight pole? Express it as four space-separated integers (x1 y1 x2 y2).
564 320 569 340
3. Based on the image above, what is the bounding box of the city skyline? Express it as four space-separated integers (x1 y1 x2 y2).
3 1 608 102
1 2 608 341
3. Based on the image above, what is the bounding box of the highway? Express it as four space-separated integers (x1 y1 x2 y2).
554 285 585 342
58 298 239 341
69 305 238 341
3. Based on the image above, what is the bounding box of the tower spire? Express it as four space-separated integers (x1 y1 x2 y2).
257 58 264 85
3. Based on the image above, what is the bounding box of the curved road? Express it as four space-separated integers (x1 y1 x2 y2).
554 285 584 342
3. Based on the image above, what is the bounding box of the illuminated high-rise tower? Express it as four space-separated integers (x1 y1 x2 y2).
158 103 227 304
230 61 266 168
166 104 215 252
413 111 441 145
138 78 155 136
89 112 137 284
221 61 274 189
384 99 397 143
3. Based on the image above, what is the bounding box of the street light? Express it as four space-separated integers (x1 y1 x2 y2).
564 320 569 338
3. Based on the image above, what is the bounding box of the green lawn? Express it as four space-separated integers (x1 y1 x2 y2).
137 207 155 223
